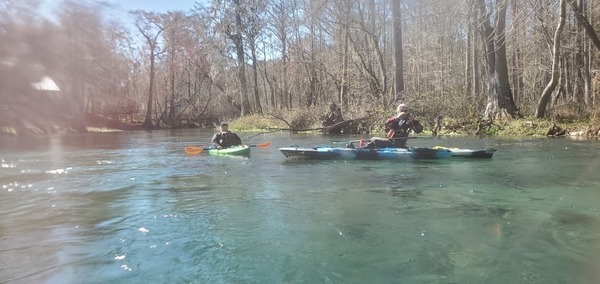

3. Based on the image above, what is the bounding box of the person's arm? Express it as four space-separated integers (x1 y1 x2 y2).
233 133 242 145
410 119 424 133
211 133 221 148
385 117 398 129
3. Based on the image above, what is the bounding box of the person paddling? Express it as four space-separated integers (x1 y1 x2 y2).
211 123 242 149
366 103 423 148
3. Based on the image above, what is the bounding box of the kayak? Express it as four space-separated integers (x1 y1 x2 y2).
433 146 497 158
279 145 452 160
208 145 251 156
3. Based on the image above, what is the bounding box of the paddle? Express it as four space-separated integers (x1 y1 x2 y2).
184 142 272 155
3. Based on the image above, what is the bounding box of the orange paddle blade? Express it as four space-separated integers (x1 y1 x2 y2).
255 142 272 149
184 146 204 155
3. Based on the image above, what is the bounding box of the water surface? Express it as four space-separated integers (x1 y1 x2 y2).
1 131 599 283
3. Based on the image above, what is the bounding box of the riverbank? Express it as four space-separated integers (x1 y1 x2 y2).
3 112 599 139
227 114 600 138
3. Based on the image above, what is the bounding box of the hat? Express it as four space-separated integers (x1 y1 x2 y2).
220 123 229 127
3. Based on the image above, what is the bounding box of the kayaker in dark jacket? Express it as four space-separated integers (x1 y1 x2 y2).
366 103 423 148
211 123 242 149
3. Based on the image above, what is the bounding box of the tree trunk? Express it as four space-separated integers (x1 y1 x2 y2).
479 0 516 118
339 5 349 107
567 0 600 52
392 0 404 102
465 0 473 96
277 0 288 109
142 46 156 129
470 0 479 98
477 0 496 116
494 0 517 116
307 1 317 108
169 47 176 124
250 40 262 114
571 0 595 106
134 14 163 130
536 0 566 118
233 0 250 116
511 0 524 106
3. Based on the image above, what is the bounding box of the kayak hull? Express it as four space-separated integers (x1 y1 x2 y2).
208 145 251 156
434 146 497 158
279 146 452 160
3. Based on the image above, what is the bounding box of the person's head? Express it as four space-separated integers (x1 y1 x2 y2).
220 123 229 132
396 103 408 113
329 101 338 111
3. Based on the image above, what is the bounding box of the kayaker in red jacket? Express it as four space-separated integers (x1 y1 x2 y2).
366 103 423 148
211 123 242 149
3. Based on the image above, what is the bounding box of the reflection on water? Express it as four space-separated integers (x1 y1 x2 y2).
1 131 600 283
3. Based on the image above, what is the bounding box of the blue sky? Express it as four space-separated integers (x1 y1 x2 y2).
104 0 197 13
40 0 202 19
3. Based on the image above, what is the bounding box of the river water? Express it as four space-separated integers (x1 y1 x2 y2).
1 130 599 283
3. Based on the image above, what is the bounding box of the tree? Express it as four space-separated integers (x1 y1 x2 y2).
392 0 405 102
207 0 252 116
267 0 292 109
243 0 266 114
162 12 187 125
232 0 251 115
535 0 566 118
58 1 114 132
477 0 517 118
567 0 600 52
133 11 165 129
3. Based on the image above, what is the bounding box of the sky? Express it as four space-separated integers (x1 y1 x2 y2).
103 0 197 13
40 0 201 20
38 0 206 36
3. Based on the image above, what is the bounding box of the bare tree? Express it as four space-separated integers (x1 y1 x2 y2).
244 0 266 114
477 0 517 118
536 0 566 118
392 0 405 102
133 11 164 129
567 0 600 51
233 0 251 115
267 0 292 109
208 0 252 116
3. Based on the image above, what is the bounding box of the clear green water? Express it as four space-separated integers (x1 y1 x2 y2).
1 130 600 283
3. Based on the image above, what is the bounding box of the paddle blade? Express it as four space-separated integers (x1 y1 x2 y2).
255 142 272 149
184 146 204 155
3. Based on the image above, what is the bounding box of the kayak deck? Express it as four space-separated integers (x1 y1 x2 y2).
433 146 497 158
279 145 452 160
208 145 251 156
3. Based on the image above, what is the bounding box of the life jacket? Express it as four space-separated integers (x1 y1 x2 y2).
385 112 423 138
214 132 240 148
385 114 410 137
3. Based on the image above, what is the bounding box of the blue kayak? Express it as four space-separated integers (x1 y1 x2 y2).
279 145 452 160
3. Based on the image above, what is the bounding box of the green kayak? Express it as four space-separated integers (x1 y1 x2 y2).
208 145 251 156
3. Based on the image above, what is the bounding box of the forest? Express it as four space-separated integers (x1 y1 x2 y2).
0 0 599 136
